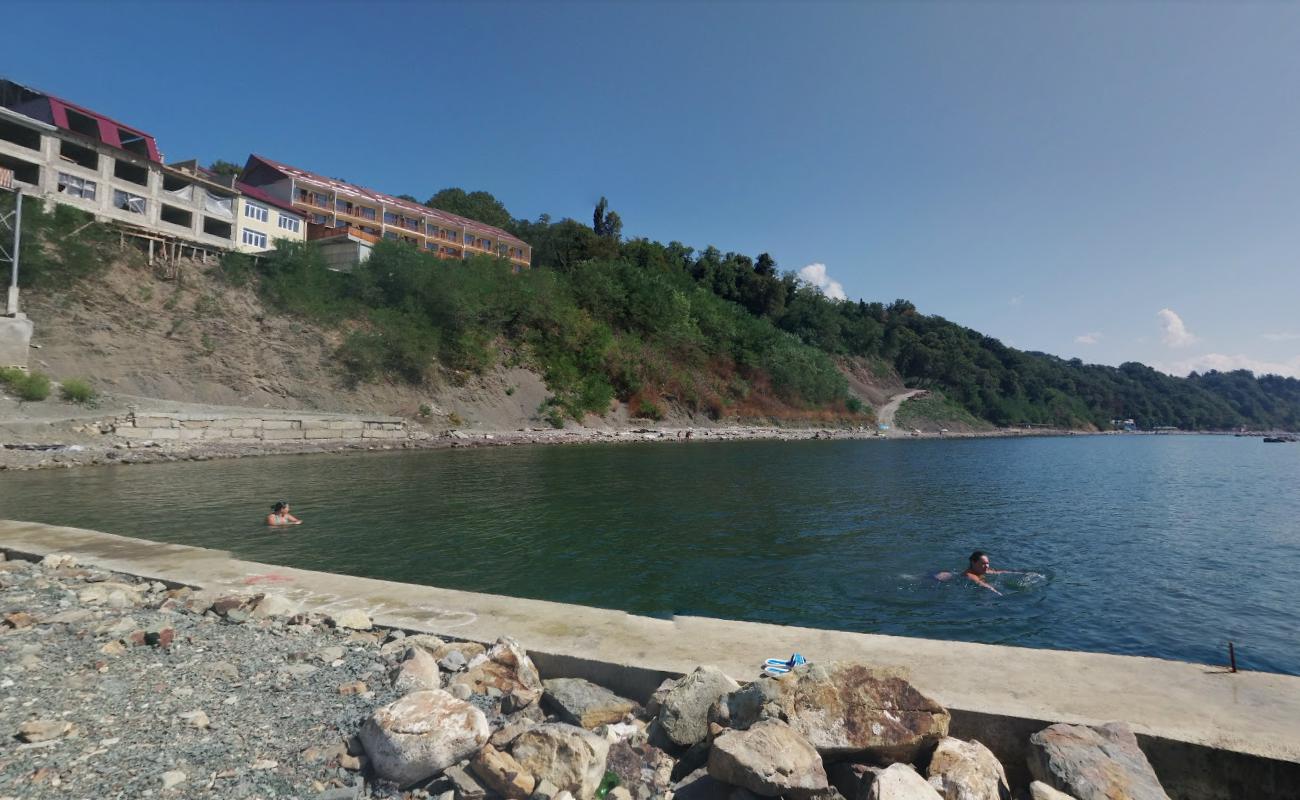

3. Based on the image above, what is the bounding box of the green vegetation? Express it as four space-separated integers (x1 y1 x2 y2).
58 378 96 404
0 195 115 289
895 391 990 431
0 368 51 401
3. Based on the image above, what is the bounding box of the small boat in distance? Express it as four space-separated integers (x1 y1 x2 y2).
1262 435 1297 443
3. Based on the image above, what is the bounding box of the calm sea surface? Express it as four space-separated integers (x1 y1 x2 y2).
2 435 1297 674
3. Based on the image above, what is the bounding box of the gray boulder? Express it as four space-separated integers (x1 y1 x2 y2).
867 764 942 800
544 678 639 729
707 719 828 799
510 723 611 800
605 739 675 798
359 689 489 786
1027 722 1169 800
926 737 1009 800
717 662 949 761
673 767 732 800
656 666 741 747
392 646 442 694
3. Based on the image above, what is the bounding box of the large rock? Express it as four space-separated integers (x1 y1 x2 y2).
252 593 298 619
673 767 732 800
331 609 373 630
868 764 943 800
360 689 489 786
544 678 639 729
449 637 543 708
926 737 1009 800
707 719 828 799
717 663 948 761
1027 722 1169 800
392 646 442 694
471 742 536 799
656 666 741 747
510 723 611 800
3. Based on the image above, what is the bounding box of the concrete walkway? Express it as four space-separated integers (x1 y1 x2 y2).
3 520 1298 768
877 389 926 430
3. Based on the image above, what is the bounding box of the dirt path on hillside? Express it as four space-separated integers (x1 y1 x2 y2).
877 389 927 430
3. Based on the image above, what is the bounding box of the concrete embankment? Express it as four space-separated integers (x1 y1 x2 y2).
1 520 1297 798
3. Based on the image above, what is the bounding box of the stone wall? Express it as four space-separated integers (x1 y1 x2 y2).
112 412 407 443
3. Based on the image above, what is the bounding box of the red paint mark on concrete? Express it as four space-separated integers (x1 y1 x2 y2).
244 573 295 585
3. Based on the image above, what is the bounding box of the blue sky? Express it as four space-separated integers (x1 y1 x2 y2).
7 1 1300 376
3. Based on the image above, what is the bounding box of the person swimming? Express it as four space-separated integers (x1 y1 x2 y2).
266 500 302 527
933 550 1024 595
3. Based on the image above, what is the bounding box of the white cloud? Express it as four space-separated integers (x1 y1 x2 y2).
798 263 847 301
1157 308 1197 348
1262 332 1300 342
1074 332 1102 345
1158 353 1300 379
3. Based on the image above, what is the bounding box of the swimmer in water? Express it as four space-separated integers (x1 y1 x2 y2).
266 500 302 527
934 550 1025 595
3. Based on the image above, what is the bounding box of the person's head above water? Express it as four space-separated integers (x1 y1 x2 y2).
272 500 289 514
968 550 991 575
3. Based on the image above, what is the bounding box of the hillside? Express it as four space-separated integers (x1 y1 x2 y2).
9 194 1299 433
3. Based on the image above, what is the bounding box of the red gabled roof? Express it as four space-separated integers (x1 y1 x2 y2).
235 181 303 218
246 154 527 248
0 79 161 163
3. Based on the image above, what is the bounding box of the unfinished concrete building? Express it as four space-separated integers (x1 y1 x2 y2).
0 78 238 254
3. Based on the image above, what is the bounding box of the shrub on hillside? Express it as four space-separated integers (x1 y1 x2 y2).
59 378 96 404
0 197 114 289
2 370 52 401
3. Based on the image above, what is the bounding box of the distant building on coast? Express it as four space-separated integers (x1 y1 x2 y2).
238 155 532 271
0 76 530 270
1111 418 1138 432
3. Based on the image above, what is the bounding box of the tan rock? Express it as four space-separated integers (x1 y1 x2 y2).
868 764 943 800
393 646 442 694
718 662 949 761
707 719 828 799
449 636 543 707
18 719 73 743
926 737 1009 800
1027 722 1169 800
656 666 741 747
471 742 537 799
1029 782 1078 800
511 723 611 800
331 609 373 630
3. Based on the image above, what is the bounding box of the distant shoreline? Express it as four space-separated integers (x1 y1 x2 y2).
0 422 1217 473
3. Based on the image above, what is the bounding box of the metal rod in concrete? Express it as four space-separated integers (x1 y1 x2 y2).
1229 641 1237 673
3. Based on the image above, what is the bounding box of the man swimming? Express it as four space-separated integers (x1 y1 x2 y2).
934 550 1023 595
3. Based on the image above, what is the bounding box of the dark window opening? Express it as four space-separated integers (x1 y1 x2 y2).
59 139 98 170
118 128 150 157
202 217 232 239
113 159 149 187
160 204 193 228
65 109 100 139
0 154 40 185
162 174 191 192
0 119 41 150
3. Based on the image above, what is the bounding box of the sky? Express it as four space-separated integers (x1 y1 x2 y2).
6 1 1300 377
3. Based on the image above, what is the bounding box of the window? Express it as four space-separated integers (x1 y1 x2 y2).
383 211 398 225
359 206 376 220
426 224 438 236
112 189 146 214
384 231 398 240
425 241 437 250
278 214 300 233
244 201 269 222
57 172 97 201
242 229 268 248
336 198 351 210
313 192 328 207
313 213 327 224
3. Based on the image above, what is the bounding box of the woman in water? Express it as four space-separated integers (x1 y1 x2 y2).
266 501 302 527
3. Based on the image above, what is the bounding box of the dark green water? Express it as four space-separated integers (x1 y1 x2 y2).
2 435 1297 674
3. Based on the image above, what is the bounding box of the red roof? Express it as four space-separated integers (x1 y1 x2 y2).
0 79 160 162
246 154 527 248
235 181 304 217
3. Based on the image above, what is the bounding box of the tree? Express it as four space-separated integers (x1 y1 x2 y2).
207 160 243 178
395 193 419 203
593 196 622 240
755 252 777 277
426 188 513 229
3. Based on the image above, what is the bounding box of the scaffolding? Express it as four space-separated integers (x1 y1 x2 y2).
0 166 21 316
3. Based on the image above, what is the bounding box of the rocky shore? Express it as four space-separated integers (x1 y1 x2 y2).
1 552 1175 800
0 423 1085 473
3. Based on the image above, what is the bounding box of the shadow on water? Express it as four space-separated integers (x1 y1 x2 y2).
1 435 1297 674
